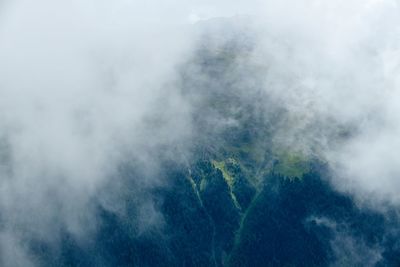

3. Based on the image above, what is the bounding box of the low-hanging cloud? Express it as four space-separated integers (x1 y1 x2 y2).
248 0 400 208
1 0 400 266
0 0 197 264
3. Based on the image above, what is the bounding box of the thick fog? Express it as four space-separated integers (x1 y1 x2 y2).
1 0 400 266
0 0 197 265
250 0 400 208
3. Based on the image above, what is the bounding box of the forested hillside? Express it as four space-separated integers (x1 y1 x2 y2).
24 23 400 267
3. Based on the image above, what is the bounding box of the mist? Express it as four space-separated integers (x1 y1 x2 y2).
0 0 197 264
1 0 400 266
250 0 400 208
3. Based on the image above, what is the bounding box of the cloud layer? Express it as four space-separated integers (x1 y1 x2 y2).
1 0 400 265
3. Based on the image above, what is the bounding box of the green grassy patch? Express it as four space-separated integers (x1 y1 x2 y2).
212 159 241 210
274 151 310 179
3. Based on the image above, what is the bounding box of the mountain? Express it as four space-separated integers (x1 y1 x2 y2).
22 20 400 267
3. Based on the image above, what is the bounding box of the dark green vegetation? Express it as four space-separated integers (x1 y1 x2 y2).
29 154 400 267
27 23 400 266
